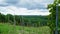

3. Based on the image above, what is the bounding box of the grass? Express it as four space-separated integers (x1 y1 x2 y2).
0 23 51 34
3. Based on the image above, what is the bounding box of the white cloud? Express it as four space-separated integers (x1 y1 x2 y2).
0 0 4 2
0 0 53 16
0 0 5 4
0 6 50 15
0 0 54 9
17 0 54 9
18 0 53 4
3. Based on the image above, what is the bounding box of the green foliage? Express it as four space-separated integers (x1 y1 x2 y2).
0 23 51 34
0 23 19 34
0 13 48 26
47 0 60 33
0 13 6 22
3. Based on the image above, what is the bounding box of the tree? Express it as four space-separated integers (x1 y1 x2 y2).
6 14 14 24
0 13 6 22
47 0 60 33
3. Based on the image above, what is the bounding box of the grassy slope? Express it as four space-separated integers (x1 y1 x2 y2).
0 23 51 34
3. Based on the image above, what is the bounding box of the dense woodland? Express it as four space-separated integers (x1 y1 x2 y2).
0 13 48 26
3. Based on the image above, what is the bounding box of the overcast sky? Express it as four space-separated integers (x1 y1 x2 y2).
0 0 54 15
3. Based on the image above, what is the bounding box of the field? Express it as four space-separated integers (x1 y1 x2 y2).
0 23 51 34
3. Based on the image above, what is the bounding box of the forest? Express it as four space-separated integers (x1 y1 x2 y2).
0 13 48 26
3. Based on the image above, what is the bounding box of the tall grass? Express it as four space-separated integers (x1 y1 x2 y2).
0 23 51 34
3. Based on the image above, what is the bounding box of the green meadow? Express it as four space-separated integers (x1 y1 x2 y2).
0 23 51 34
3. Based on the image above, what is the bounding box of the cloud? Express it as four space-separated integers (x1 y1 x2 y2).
0 6 50 15
0 0 53 15
0 0 54 9
16 0 54 9
5 0 19 5
0 0 4 3
0 0 9 7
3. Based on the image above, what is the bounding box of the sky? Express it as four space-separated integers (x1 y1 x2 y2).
0 0 54 16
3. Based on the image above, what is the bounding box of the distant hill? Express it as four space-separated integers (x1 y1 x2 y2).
18 15 48 26
0 13 48 26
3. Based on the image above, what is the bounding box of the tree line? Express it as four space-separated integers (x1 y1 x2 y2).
0 13 48 26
